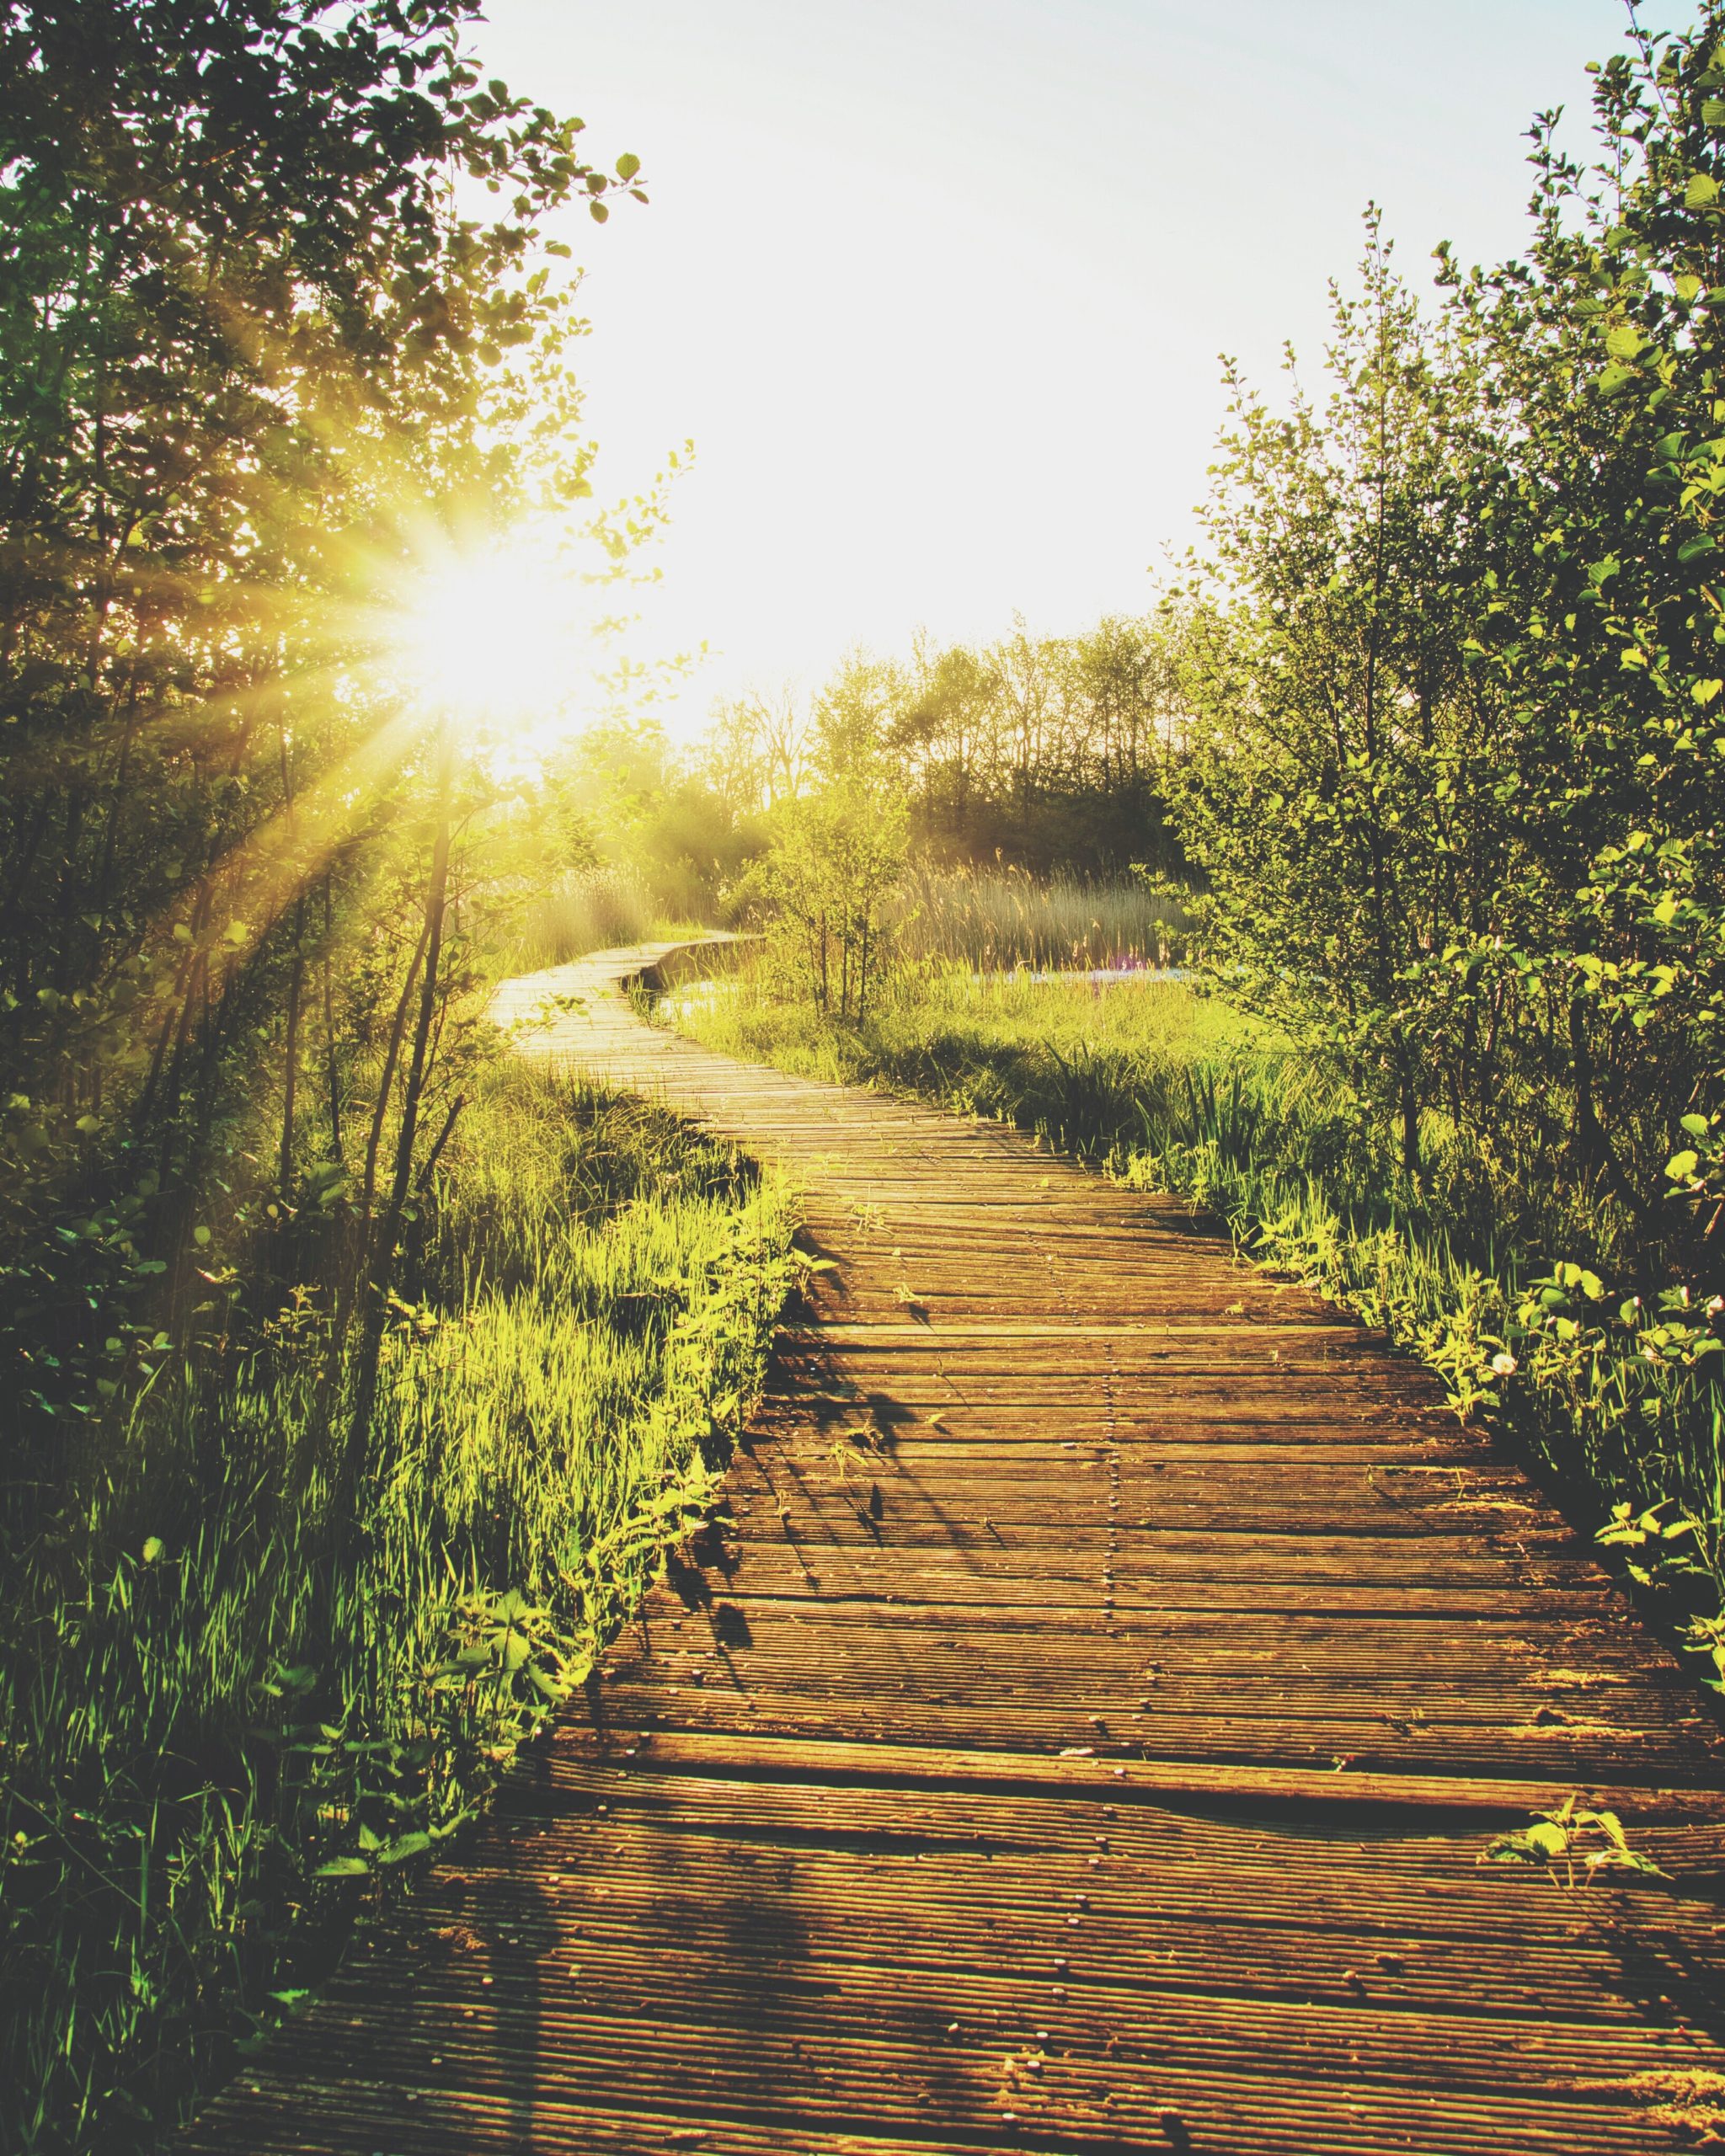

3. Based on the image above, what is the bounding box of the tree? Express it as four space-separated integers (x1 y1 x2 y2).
1172 214 1505 1174
0 0 645 1486
1169 3 1725 1304
750 785 908 1022
1440 5 1725 1272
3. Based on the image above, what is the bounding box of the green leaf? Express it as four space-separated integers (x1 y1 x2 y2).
1686 173 1722 208
616 152 641 181
141 1535 165 1565
374 1830 434 1865
1587 1845 1670 1877
311 1857 371 1879
1605 323 1643 360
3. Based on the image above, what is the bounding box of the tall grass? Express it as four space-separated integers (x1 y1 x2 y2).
672 958 1725 1609
884 864 1189 971
516 865 663 966
0 1049 794 2155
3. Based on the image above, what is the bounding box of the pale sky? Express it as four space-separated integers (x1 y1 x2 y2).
473 0 1682 739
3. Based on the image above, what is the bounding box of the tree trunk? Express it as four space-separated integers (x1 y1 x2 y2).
340 734 454 1532
1399 1065 1421 1182
359 915 432 1225
280 897 305 1193
322 880 343 1162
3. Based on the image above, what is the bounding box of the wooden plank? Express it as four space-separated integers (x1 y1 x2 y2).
546 1724 1725 1822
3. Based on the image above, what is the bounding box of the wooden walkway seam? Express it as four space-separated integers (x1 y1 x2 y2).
182 939 1725 2156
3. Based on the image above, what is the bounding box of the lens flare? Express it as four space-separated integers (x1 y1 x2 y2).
380 527 596 735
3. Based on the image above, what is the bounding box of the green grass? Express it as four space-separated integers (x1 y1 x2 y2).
0 1046 795 2155
675 955 1725 1608
669 961 1242 1115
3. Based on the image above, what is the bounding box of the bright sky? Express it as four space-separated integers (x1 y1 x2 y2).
473 0 1684 740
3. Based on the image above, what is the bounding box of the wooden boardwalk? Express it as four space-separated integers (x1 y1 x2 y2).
185 943 1725 2156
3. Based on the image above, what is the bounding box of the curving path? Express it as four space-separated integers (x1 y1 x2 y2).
185 941 1725 2156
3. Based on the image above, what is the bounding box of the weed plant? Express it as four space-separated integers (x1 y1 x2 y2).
675 956 1725 1609
0 1049 794 2155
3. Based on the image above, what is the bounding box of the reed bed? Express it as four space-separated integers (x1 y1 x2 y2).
517 866 663 967
0 1053 794 2155
884 864 1189 972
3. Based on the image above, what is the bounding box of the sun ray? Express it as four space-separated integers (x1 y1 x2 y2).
369 520 606 750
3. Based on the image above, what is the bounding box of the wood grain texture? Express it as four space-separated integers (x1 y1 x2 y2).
182 942 1725 2156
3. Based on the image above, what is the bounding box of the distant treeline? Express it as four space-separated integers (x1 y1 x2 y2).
700 620 1188 878
515 617 1194 958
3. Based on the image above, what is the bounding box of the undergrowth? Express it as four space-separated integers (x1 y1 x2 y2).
0 1048 795 2155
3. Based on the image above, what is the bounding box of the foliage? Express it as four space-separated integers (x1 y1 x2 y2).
702 619 1198 1017
0 1049 793 2153
741 785 909 1022
1169 9 1725 1310
0 13 707 2143
1479 1794 1670 1888
564 718 760 920
1170 211 1503 1174
0 0 648 1470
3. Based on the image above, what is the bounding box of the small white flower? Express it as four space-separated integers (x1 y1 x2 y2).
1490 1352 1517 1377
1708 1294 1724 1317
